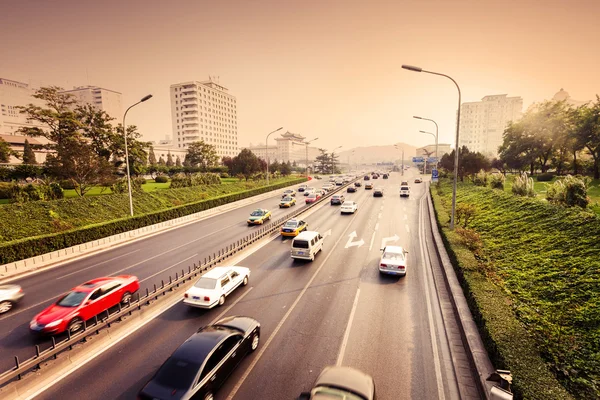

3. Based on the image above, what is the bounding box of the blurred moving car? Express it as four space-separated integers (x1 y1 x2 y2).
184 267 249 308
414 177 423 183
399 185 410 197
365 183 373 190
281 219 308 237
354 181 362 187
298 366 376 400
298 184 308 192
304 187 316 196
364 175 370 181
330 194 345 205
247 209 272 225
305 193 321 203
0 284 24 314
383 174 389 179
138 316 260 400
373 188 384 197
340 201 359 214
347 186 357 193
279 196 296 208
401 181 408 186
30 275 139 335
282 189 296 197
379 246 408 276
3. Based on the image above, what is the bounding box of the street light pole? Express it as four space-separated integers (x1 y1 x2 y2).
123 94 153 217
394 145 404 176
265 127 283 185
403 64 462 229
420 130 437 175
304 138 318 179
414 116 439 166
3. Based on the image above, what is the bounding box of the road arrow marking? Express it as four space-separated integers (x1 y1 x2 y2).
380 234 400 249
323 229 332 238
345 231 365 248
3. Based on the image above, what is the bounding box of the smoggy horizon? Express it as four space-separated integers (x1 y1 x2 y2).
2 0 598 152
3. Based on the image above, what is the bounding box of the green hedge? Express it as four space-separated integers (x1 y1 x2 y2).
431 179 600 399
0 177 306 264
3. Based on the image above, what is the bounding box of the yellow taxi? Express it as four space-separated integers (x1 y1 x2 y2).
247 209 272 225
279 196 296 208
280 219 308 237
365 183 374 190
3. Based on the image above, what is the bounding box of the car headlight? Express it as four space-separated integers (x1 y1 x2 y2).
45 319 63 328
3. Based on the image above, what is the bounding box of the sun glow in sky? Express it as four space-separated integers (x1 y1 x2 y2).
2 0 598 151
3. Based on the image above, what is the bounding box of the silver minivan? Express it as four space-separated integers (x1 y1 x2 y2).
291 231 324 261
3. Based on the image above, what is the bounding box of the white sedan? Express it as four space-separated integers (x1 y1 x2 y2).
340 201 359 214
183 266 249 308
379 246 408 276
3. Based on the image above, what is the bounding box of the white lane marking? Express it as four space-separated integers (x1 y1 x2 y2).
344 231 365 249
209 287 254 325
418 195 446 400
323 229 332 238
380 205 384 211
369 231 376 251
380 234 399 250
336 288 361 366
56 250 140 280
403 207 407 212
378 212 382 219
140 254 198 283
225 209 360 400
406 225 410 233
374 223 379 231
404 215 408 221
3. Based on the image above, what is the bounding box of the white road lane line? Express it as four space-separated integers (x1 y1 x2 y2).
378 212 382 219
406 225 410 233
404 214 408 220
140 254 198 283
225 209 360 400
369 231 376 251
418 194 446 400
336 288 361 366
56 249 140 280
375 223 379 231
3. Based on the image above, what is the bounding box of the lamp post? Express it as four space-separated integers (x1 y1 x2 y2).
403 64 461 229
265 127 283 185
394 145 404 176
420 130 437 175
304 137 318 178
331 146 342 174
414 116 439 166
123 94 153 217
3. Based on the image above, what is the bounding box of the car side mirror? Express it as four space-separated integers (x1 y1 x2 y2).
298 392 311 400
85 300 92 305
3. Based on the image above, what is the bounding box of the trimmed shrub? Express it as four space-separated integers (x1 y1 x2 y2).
110 179 127 194
0 182 12 199
489 173 505 190
546 175 590 208
472 170 488 186
154 176 169 183
512 172 536 197
537 173 554 182
455 202 477 228
0 166 11 182
219 172 230 179
170 172 221 188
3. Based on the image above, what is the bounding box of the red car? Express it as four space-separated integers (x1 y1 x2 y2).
30 275 139 335
305 193 321 203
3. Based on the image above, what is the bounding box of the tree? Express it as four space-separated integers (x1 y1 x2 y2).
0 137 16 163
230 148 261 180
498 121 536 174
76 103 117 161
22 139 37 164
576 96 600 178
166 151 174 167
148 147 157 166
175 156 182 167
185 140 219 170
222 156 234 172
439 146 490 181
112 124 150 176
315 149 330 174
280 161 292 176
158 156 166 166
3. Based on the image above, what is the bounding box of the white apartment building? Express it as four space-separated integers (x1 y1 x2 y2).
0 78 47 137
61 86 123 121
459 94 523 157
245 131 320 166
170 79 238 159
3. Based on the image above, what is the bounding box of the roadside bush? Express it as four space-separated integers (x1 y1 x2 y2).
489 173 505 190
219 172 230 179
455 202 477 228
111 179 127 194
512 172 536 197
11 164 43 181
546 175 590 208
59 180 77 190
170 172 221 188
133 177 146 191
537 172 554 182
154 176 168 183
473 170 489 186
0 166 11 181
0 182 12 199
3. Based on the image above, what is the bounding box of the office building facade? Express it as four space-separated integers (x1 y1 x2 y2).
61 86 123 120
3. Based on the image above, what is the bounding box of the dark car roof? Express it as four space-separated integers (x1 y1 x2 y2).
213 316 259 335
174 327 235 363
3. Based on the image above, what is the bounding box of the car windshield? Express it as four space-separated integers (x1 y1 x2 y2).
401 186 409 190
282 197 292 201
57 291 88 307
152 357 200 390
284 221 299 228
383 251 404 260
194 278 217 289
312 386 365 400
307 194 317 198
250 210 265 216
332 196 340 199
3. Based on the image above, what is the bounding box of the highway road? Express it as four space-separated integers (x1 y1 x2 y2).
0 180 314 374
32 171 479 400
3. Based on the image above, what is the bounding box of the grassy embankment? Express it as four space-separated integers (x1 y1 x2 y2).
431 179 599 400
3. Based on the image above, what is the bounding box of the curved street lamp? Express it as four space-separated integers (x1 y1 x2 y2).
304 137 318 179
123 94 153 217
265 127 283 185
402 64 461 229
414 116 439 164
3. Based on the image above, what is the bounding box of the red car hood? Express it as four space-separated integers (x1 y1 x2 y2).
34 303 75 325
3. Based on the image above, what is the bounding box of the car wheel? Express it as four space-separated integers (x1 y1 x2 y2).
0 300 14 314
203 391 214 400
218 295 225 306
243 275 249 286
121 291 132 305
250 333 260 351
68 317 83 333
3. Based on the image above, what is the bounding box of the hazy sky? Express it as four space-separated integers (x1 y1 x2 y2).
2 0 599 152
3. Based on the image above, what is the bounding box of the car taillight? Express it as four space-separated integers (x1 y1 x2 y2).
380 263 387 267
204 296 210 301
399 266 405 269
184 293 188 298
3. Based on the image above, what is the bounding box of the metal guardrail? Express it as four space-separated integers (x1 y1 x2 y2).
0 178 356 389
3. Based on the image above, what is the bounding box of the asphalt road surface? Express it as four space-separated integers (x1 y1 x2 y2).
31 171 477 400
0 181 313 374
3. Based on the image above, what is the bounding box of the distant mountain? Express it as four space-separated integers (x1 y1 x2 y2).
336 143 418 164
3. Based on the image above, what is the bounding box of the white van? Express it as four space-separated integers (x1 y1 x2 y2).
291 231 324 261
399 185 410 197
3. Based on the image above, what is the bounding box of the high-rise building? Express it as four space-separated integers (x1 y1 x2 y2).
61 86 123 121
170 79 238 158
459 94 523 157
0 78 46 137
552 88 589 107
